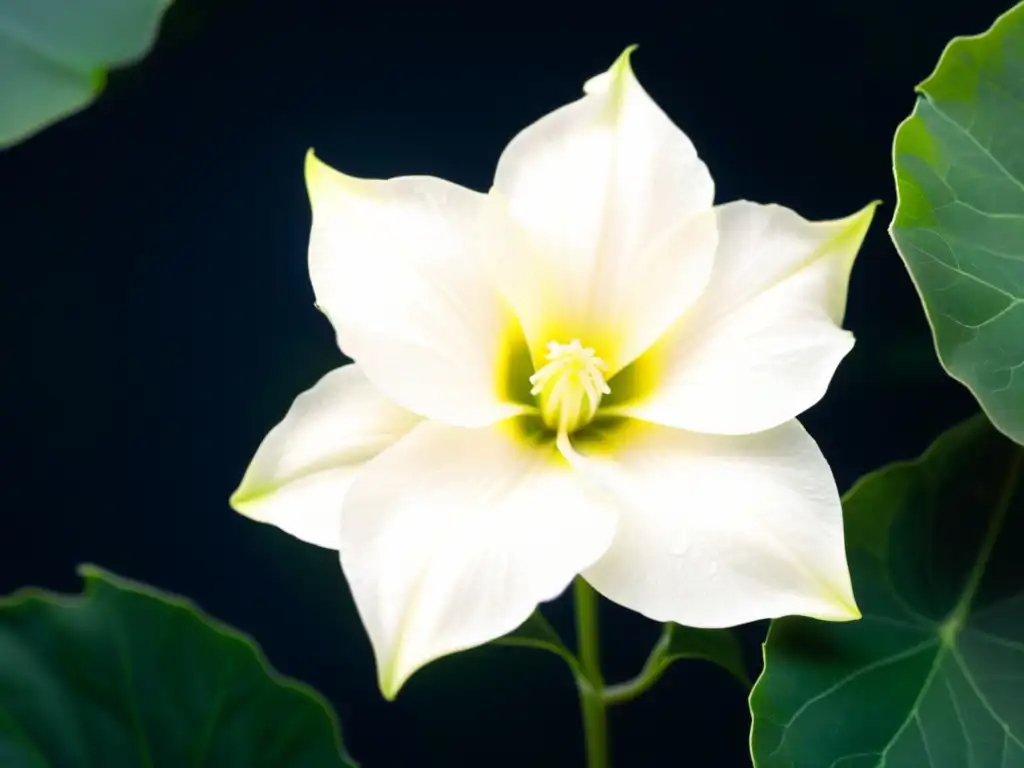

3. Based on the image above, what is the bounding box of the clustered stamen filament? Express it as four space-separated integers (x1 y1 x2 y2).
529 340 611 435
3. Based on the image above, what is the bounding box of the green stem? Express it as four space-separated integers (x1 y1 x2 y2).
574 578 608 768
603 643 668 707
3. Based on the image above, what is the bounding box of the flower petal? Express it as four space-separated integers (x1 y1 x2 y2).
610 201 877 435
491 47 716 372
230 365 421 549
566 418 858 627
306 150 529 427
339 418 617 698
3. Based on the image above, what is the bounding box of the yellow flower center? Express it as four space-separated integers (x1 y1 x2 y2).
529 340 611 434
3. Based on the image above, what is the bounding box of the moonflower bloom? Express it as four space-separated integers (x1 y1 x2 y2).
231 48 873 699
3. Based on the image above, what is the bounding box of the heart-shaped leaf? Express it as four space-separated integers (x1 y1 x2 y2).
890 0 1024 444
750 415 1024 767
0 566 358 767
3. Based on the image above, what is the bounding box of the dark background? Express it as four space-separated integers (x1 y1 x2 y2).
0 0 1007 765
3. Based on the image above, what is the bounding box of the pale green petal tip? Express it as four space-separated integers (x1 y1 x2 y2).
379 678 400 702
304 147 354 198
611 43 639 76
378 659 410 702
228 476 271 522
228 486 250 514
304 148 373 204
816 581 862 623
834 593 863 622
304 147 324 200
802 595 861 624
583 44 639 96
854 199 882 228
378 644 436 701
839 199 882 255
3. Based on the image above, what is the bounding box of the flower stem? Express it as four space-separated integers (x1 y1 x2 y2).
573 578 608 768
603 653 667 706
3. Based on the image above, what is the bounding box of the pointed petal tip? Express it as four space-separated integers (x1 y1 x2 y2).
227 481 249 512
616 43 640 67
805 199 875 228
832 603 863 623
304 148 358 197
857 198 883 222
583 44 640 96
227 483 265 521
835 200 880 258
848 199 881 229
304 148 377 207
304 147 318 173
377 657 412 701
304 147 330 198
304 148 322 201
809 589 862 623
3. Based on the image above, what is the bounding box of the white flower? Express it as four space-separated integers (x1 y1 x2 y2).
231 47 872 699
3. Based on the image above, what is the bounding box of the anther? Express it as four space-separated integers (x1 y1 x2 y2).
528 340 610 434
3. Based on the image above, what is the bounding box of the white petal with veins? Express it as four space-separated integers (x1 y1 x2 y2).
339 419 617 698
491 49 716 372
231 365 421 549
613 201 877 435
306 151 528 428
564 418 859 627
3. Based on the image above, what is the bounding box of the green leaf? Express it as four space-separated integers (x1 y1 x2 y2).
604 624 749 706
890 1 1024 445
0 0 172 148
750 415 1024 767
494 610 582 677
0 566 358 767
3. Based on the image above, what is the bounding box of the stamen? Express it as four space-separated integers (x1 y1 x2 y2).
528 340 610 434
